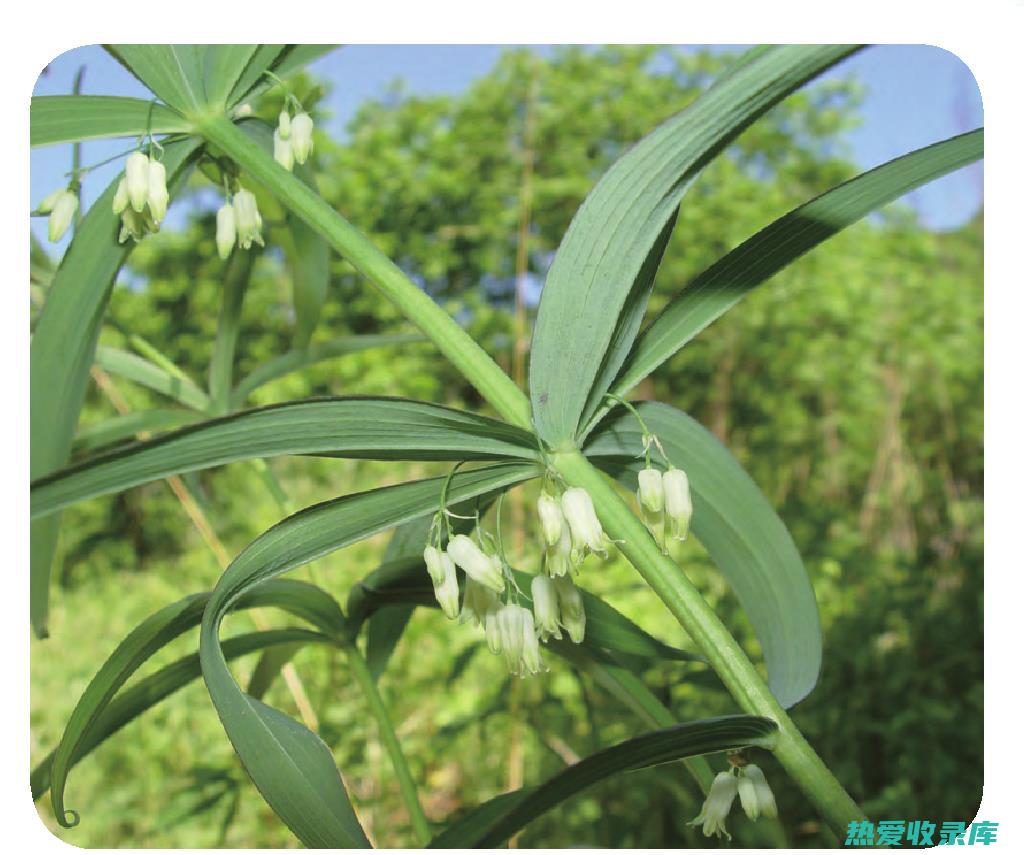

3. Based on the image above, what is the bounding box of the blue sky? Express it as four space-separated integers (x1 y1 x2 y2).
31 44 983 250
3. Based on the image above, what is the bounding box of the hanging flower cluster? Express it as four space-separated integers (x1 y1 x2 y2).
273 107 314 172
111 150 169 244
689 759 778 839
214 189 265 260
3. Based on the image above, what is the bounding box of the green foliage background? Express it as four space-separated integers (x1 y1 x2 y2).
30 46 982 848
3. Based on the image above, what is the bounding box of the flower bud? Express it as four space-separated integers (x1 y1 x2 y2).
125 151 150 213
561 487 607 559
422 545 449 585
432 556 460 620
38 188 66 214
737 764 777 821
531 575 562 641
446 534 504 593
663 468 692 540
554 575 586 643
278 109 292 139
290 112 314 164
233 189 264 250
216 202 236 260
637 467 664 514
689 771 738 839
146 158 169 225
459 578 499 626
112 179 129 215
274 128 294 171
536 491 564 547
47 190 78 242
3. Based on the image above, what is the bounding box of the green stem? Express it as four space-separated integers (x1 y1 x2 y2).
196 114 531 429
201 110 863 839
208 249 253 415
552 448 865 838
343 639 432 845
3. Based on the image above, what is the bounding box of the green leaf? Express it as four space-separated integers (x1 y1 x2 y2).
585 401 819 708
429 715 778 847
30 96 190 147
32 397 540 519
598 129 986 415
208 250 254 415
105 45 208 112
31 628 327 802
528 45 859 445
199 463 538 847
30 136 201 637
230 45 341 107
203 45 261 107
230 334 423 407
247 642 306 701
287 210 330 349
73 409 199 455
225 46 287 107
94 345 210 411
47 579 344 827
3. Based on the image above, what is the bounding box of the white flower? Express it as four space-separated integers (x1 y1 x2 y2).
536 491 564 547
531 575 562 641
112 179 129 215
147 159 169 225
232 189 264 250
689 771 738 839
561 487 607 560
637 467 665 514
277 109 292 139
46 189 78 242
274 127 294 171
216 202 236 260
459 578 499 626
497 604 543 677
423 545 452 586
290 112 314 164
118 207 154 244
446 534 504 593
737 764 778 821
125 151 150 213
484 606 503 654
663 468 692 540
554 575 586 643
432 556 460 620
545 524 573 578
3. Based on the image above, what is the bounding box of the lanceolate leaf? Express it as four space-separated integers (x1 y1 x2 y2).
429 715 778 847
203 45 261 107
31 628 328 802
529 45 859 445
287 210 330 349
32 397 540 519
231 45 341 107
230 334 423 407
30 136 201 637
48 580 344 828
73 409 200 455
94 345 210 411
208 250 254 415
30 96 190 147
585 402 820 708
199 463 538 848
105 45 208 112
596 129 986 419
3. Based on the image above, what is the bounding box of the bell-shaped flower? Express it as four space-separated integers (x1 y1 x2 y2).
274 128 295 172
46 189 78 242
663 468 692 540
459 578 499 626
531 575 562 641
37 187 66 214
497 604 543 677
147 159 169 225
216 202 236 260
423 545 453 586
689 771 738 839
637 467 665 514
125 151 150 213
446 534 504 593
737 764 778 821
536 491 564 547
431 555 460 620
561 487 608 560
545 524 573 578
112 179 129 215
554 575 586 643
118 207 154 244
232 189 264 250
277 109 292 139
290 112 314 164
484 606 503 654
